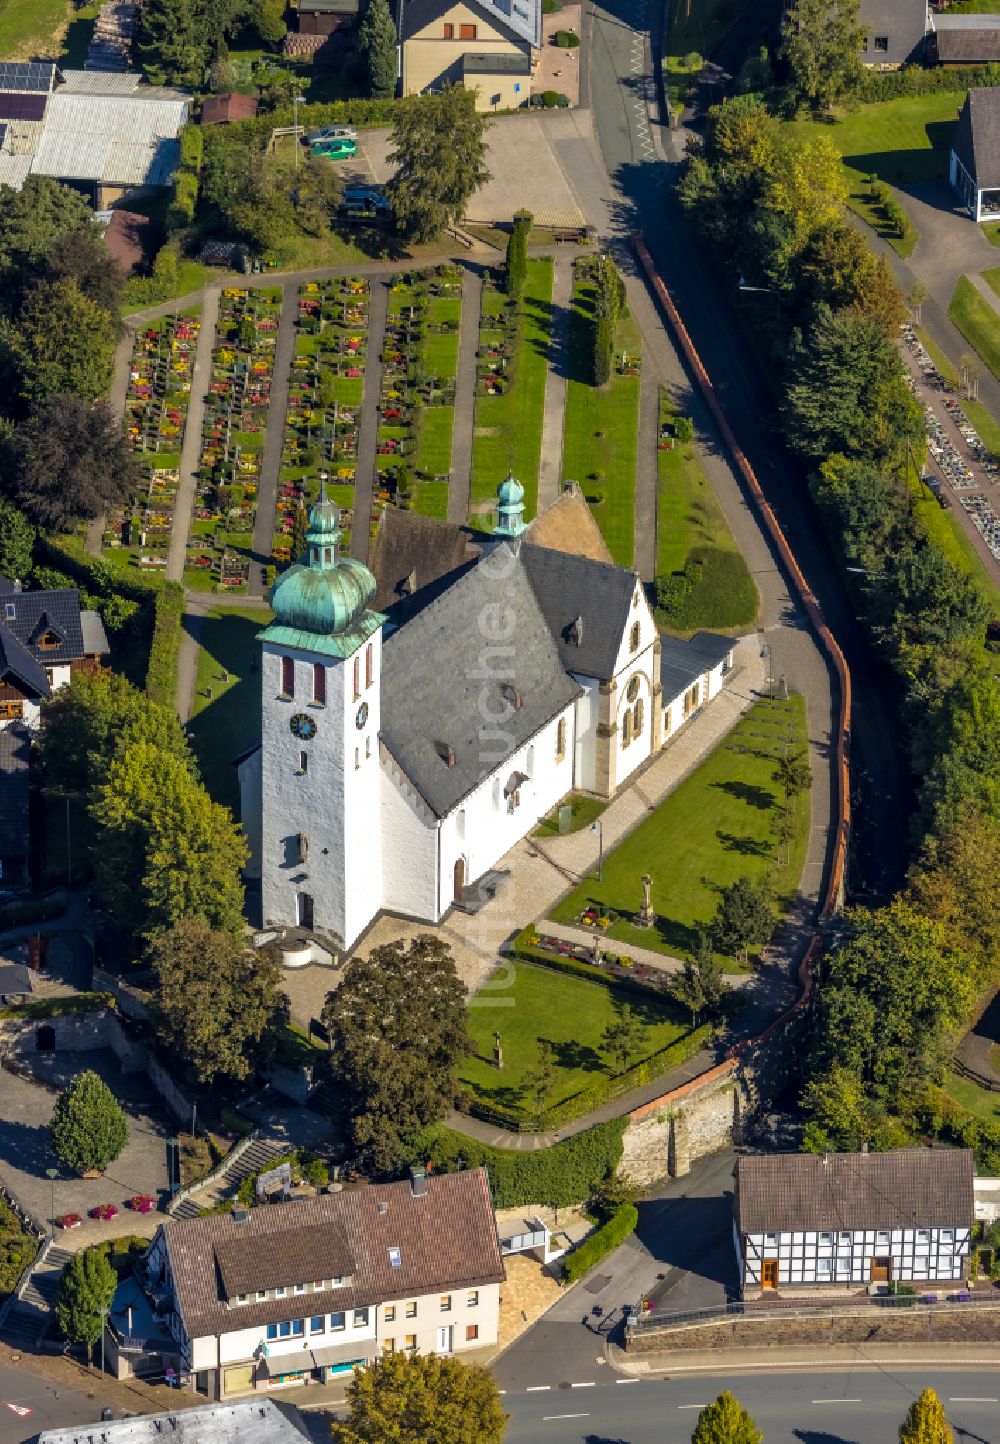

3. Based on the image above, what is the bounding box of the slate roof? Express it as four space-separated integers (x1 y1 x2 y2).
935 26 1000 63
369 506 483 622
0 581 94 666
0 723 31 870
734 1150 975 1235
660 631 734 702
859 0 928 65
381 547 582 817
520 543 639 683
159 1169 504 1341
952 87 1000 191
37 1398 312 1444
0 625 50 698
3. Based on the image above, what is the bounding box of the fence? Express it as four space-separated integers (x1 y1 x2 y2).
627 1290 1000 1334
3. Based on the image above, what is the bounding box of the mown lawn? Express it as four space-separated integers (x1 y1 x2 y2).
0 0 71 55
656 389 758 633
550 695 810 963
944 1071 1000 1124
457 960 696 1124
534 793 607 839
470 258 554 520
562 273 640 567
949 275 1000 382
188 605 270 811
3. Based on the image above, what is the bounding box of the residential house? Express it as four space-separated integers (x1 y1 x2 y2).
733 1149 975 1297
37 1398 311 1444
931 13 1000 67
951 87 1000 222
115 1167 504 1399
858 0 929 65
398 0 540 111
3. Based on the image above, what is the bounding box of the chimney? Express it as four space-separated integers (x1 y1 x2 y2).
410 1165 427 1198
500 683 523 711
435 741 456 767
568 616 584 647
231 1205 249 1223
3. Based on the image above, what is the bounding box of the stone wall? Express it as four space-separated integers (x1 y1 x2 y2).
627 1304 1000 1353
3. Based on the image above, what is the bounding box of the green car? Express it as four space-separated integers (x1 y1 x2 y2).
311 138 357 159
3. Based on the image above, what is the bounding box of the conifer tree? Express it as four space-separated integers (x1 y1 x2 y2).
359 0 398 100
505 214 529 300
899 1388 953 1444
691 1391 763 1444
137 0 207 88
50 1071 128 1175
57 1250 117 1364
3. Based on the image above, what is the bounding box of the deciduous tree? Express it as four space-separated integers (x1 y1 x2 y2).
321 935 472 1174
387 88 490 242
0 177 93 298
899 1387 953 1444
148 919 285 1085
359 0 398 99
0 279 116 407
332 1351 508 1444
907 809 1000 986
600 1002 646 1075
674 929 726 1025
56 1248 117 1364
691 1390 762 1444
13 396 139 529
773 748 811 811
250 0 286 45
50 1070 128 1175
711 876 773 966
0 496 34 579
781 0 865 113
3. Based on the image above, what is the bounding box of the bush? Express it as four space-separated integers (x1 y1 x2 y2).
144 581 184 706
414 1118 627 1209
563 1202 638 1284
512 928 667 1001
541 89 560 108
655 546 758 631
543 0 560 11
555 29 580 46
0 893 67 928
857 61 1000 102
0 1197 39 1298
0 992 113 1020
168 169 199 230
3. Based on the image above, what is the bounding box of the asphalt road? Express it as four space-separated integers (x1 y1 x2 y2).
0 1360 110 1444
501 1367 1000 1443
583 0 911 899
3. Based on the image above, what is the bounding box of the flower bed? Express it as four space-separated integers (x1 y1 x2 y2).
89 1203 119 1221
129 1194 155 1214
57 1213 81 1230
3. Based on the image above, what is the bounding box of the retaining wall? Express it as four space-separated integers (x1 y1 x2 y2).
627 1304 1000 1353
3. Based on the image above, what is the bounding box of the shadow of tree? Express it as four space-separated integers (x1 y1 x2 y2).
712 778 775 810
716 830 774 859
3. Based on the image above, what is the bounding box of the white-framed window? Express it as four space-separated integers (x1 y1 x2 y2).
294 1284 306 1295
763 1233 777 1247
310 1315 324 1335
940 1229 955 1246
256 1289 267 1301
234 1294 248 1305
838 1232 851 1247
876 1231 890 1246
916 1230 929 1244
275 1286 287 1298
817 1259 832 1277
330 1311 346 1331
354 1308 369 1328
836 1257 851 1275
467 1291 479 1307
818 1232 832 1246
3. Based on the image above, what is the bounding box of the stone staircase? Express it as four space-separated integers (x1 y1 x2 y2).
169 1136 288 1220
1 1243 74 1349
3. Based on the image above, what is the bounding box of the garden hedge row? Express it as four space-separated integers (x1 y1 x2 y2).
144 582 185 706
856 62 1000 102
415 1117 627 1209
563 1202 638 1285
168 125 203 231
225 95 404 149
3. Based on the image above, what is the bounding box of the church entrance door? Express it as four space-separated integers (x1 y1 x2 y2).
453 858 465 902
298 892 314 930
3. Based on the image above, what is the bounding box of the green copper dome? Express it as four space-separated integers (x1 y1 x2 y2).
494 472 526 538
268 481 377 636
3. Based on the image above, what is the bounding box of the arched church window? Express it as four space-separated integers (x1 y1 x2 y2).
633 697 643 736
353 656 361 700
281 656 294 698
626 675 640 703
313 664 326 705
556 717 567 760
630 621 640 653
366 644 373 688
622 708 632 748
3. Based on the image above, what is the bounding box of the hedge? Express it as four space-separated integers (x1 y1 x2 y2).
856 62 1000 102
223 95 403 149
563 1202 638 1284
0 992 114 1020
415 1117 627 1209
39 536 161 605
144 581 185 706
168 125 203 232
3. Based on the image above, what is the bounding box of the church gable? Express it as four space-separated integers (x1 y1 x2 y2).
520 544 638 683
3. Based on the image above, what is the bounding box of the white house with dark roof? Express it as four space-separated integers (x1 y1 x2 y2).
398 0 540 110
114 1167 504 1399
950 87 1000 222
238 479 741 951
734 1150 975 1298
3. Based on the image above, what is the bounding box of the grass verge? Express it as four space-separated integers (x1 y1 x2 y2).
949 274 1000 381
534 793 608 838
187 605 271 811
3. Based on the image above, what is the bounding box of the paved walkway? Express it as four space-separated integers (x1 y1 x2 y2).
166 288 219 583
634 351 657 580
536 919 753 983
536 255 573 511
349 278 388 562
448 266 482 523
248 284 298 598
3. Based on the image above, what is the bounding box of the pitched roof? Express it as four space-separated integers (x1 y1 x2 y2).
0 624 50 698
935 25 1000 62
380 547 582 817
32 90 188 188
400 0 540 49
859 0 928 64
526 486 612 564
160 1169 504 1341
214 1219 357 1297
952 87 1000 191
520 543 639 682
734 1150 975 1235
37 1398 312 1444
660 630 733 702
0 582 89 666
201 92 259 125
369 507 483 622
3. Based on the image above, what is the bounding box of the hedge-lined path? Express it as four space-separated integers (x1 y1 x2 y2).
248 285 299 599
536 255 574 513
85 328 138 559
447 267 483 523
634 351 657 581
166 287 220 583
349 278 389 562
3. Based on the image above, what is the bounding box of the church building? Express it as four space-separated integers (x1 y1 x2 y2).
238 480 736 954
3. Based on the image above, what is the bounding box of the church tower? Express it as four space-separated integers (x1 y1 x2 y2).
258 484 386 949
493 473 527 540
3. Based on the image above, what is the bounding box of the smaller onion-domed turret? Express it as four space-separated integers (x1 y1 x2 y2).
494 472 526 539
268 479 377 637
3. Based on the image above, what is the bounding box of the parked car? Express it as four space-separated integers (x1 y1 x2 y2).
312 138 357 159
343 186 390 213
305 125 357 144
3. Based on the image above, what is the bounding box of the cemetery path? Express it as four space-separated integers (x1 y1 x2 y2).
537 254 573 512
634 353 658 582
350 278 389 562
167 287 220 583
448 266 482 524
249 284 299 598
86 326 137 558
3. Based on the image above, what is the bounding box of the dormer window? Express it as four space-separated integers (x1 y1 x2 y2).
38 631 61 650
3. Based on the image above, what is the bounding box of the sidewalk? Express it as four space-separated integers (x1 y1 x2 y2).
609 1339 1000 1375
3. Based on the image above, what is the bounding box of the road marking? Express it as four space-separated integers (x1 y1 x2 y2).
616 1378 639 1384
678 1403 709 1409
526 1385 551 1391
542 1414 591 1421
571 1381 596 1388
949 1397 998 1403
811 1399 862 1404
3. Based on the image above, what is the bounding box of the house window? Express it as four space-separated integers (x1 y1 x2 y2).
45 668 54 688
940 1229 955 1246
764 1234 778 1246
266 1323 278 1340
622 707 632 749
383 1338 395 1353
836 1257 851 1275
838 1232 851 1246
633 697 643 738
385 1305 396 1322
330 1312 346 1331
683 682 700 718
916 1230 929 1244
366 643 373 688
630 620 640 652
313 1282 325 1291
256 1290 267 1301
354 1308 370 1327
313 664 326 705
460 22 477 37
818 1233 832 1246
405 1301 417 1318
291 1319 304 1337
817 1259 832 1277
405 1334 417 1352
294 1283 306 1295
466 1324 479 1341
281 657 294 697
440 1295 452 1312
38 632 60 650
275 1287 287 1298
0 701 23 720
277 1321 291 1338
876 1231 890 1246
467 1291 479 1307
443 21 454 36
235 1294 248 1305
353 655 361 699
874 34 888 51
310 1316 324 1334
556 716 566 761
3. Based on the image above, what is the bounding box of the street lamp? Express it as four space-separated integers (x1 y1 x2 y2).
46 1168 58 1236
167 1136 179 1195
761 643 773 701
293 94 306 172
590 820 603 883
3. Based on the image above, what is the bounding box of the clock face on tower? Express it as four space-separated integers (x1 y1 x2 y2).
355 702 368 730
290 713 317 741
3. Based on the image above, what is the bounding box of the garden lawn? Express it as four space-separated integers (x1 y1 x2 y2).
188 605 271 811
949 275 1000 383
413 292 461 511
656 390 758 633
562 273 640 567
0 0 71 55
944 1071 1000 1124
909 472 1000 612
470 258 553 517
534 793 607 838
550 695 810 963
458 960 696 1125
